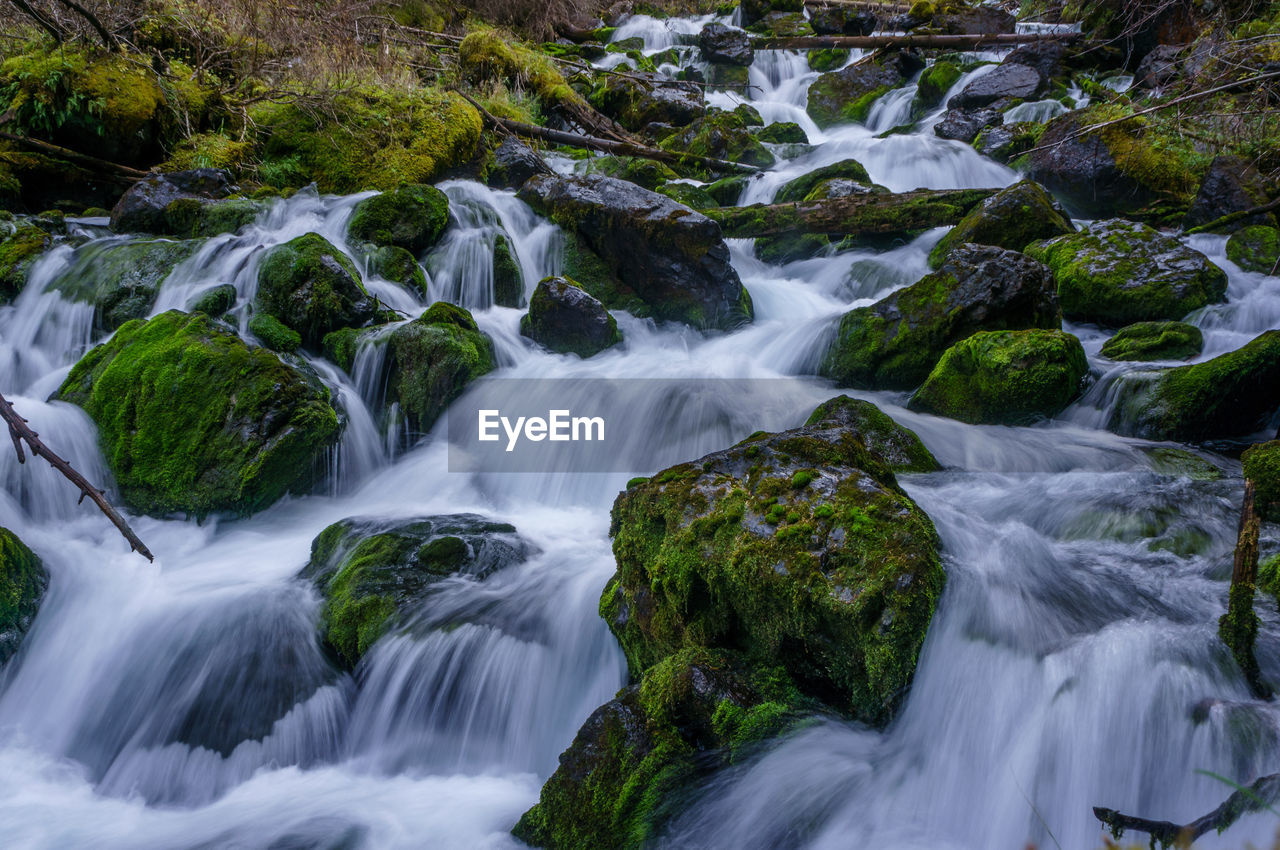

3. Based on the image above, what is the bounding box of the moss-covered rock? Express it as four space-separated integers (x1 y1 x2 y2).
914 60 962 113
588 73 705 133
656 182 717 210
521 277 622 358
52 238 200 331
806 395 940 472
157 197 262 238
347 184 450 254
927 180 1074 267
1108 330 1280 442
1027 219 1228 327
256 233 375 347
583 156 679 191
513 648 807 850
1100 321 1203 361
387 302 496 433
492 234 524 308
746 11 813 38
601 416 945 730
0 528 48 666
658 110 775 178
1243 441 1280 524
774 159 873 203
369 245 427 295
820 244 1061 390
248 312 302 353
0 223 51 302
754 232 829 264
302 514 530 666
808 48 850 73
806 50 924 127
756 122 808 145
188 283 237 317
110 169 238 235
56 310 341 517
907 329 1089 425
1226 225 1280 274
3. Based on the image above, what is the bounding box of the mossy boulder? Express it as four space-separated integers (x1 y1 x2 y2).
520 277 622 358
0 528 48 666
907 329 1089 425
582 156 679 191
808 47 850 73
588 73 705 133
248 312 302 353
347 184 450 254
1100 321 1203 361
513 648 807 850
188 283 237 317
1226 226 1280 274
1243 441 1280 524
740 0 803 24
806 50 924 128
757 122 808 145
927 180 1074 267
1108 330 1280 442
518 173 753 331
0 223 52 302
805 395 940 472
1185 156 1277 233
386 302 496 433
492 234 524 308
754 232 830 264
256 233 376 347
110 169 237 234
948 63 1043 109
914 60 963 113
56 310 341 517
657 110 775 178
52 238 200 331
1027 219 1228 327
774 159 874 203
369 245 428 295
600 416 945 725
656 182 716 211
302 514 530 666
153 197 262 238
746 11 813 38
820 244 1061 390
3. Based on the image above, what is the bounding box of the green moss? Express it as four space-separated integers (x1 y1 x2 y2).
158 197 261 238
756 122 808 145
520 276 622 358
459 28 593 121
1100 321 1203 361
188 283 237 317
388 302 496 432
1244 441 1280 524
162 131 251 173
370 245 428 295
908 329 1090 425
249 312 302 353
805 395 940 472
915 60 961 112
583 156 679 191
51 238 199 331
256 232 373 346
1220 577 1266 697
775 159 871 204
321 326 369 374
1226 225 1280 274
347 184 449 254
0 223 51 302
656 182 716 210
754 232 829 264
658 110 775 179
927 180 1074 268
0 527 48 665
57 310 340 517
492 234 524 307
808 49 849 73
1083 102 1207 209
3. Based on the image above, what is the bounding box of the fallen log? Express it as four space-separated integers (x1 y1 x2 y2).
706 188 994 238
753 32 1084 50
0 391 154 561
1095 772 1280 847
0 130 147 182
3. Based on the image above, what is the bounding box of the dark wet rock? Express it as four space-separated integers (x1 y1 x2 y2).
347 184 450 254
973 121 1041 164
582 156 679 191
908 329 1089 425
1027 112 1148 217
1184 156 1277 233
948 63 1043 109
807 50 925 127
931 4 1015 34
0 528 48 667
493 234 524 307
820 244 1061 390
110 169 236 234
518 173 753 331
1027 219 1228 327
256 233 375 347
589 73 705 133
56 310 341 517
740 0 803 24
52 238 201 332
302 514 532 666
1108 330 1280 442
699 23 753 65
754 232 830 264
806 395 940 472
1135 44 1183 88
1003 41 1067 80
520 276 622 358
658 109 776 175
386 302 496 433
486 138 548 190
775 158 873 203
757 121 809 144
747 11 813 38
1100 321 1203 361
928 180 1074 267
1227 226 1280 274
933 100 1008 144
809 6 877 35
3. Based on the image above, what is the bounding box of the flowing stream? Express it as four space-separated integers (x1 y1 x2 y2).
2 13 1279 850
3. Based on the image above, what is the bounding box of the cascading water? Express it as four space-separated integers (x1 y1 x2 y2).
1 12 1278 850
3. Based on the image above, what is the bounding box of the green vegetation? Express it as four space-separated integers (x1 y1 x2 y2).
0 222 50 302
388 302 496 432
1243 441 1280 523
805 395 940 472
1227 225 1280 274
1100 321 1203 362
256 232 374 346
0 527 47 665
347 184 450 253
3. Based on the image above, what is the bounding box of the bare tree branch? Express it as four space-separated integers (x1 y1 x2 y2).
1095 773 1280 848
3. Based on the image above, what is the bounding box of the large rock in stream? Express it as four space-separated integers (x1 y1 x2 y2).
52 238 200 331
928 180 1074 267
806 50 924 127
56 310 342 517
256 232 376 347
0 528 48 667
518 174 753 331
111 169 260 237
520 277 622 358
516 403 945 849
820 244 1061 390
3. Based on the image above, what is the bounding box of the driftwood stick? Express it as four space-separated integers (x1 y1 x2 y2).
706 188 995 237
753 32 1083 50
0 130 147 180
1095 773 1280 847
0 392 154 561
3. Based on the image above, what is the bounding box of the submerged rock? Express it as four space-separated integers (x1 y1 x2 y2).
56 310 341 517
520 277 621 358
806 395 940 472
0 528 48 667
256 233 376 347
492 234 524 307
347 184 450 254
820 244 1061 390
1226 226 1280 274
1027 219 1228 326
928 180 1074 267
387 302 496 433
1100 321 1203 361
52 238 199 331
188 283 237 317
806 50 924 127
302 514 531 666
1108 330 1280 442
518 173 753 331
908 329 1089 425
